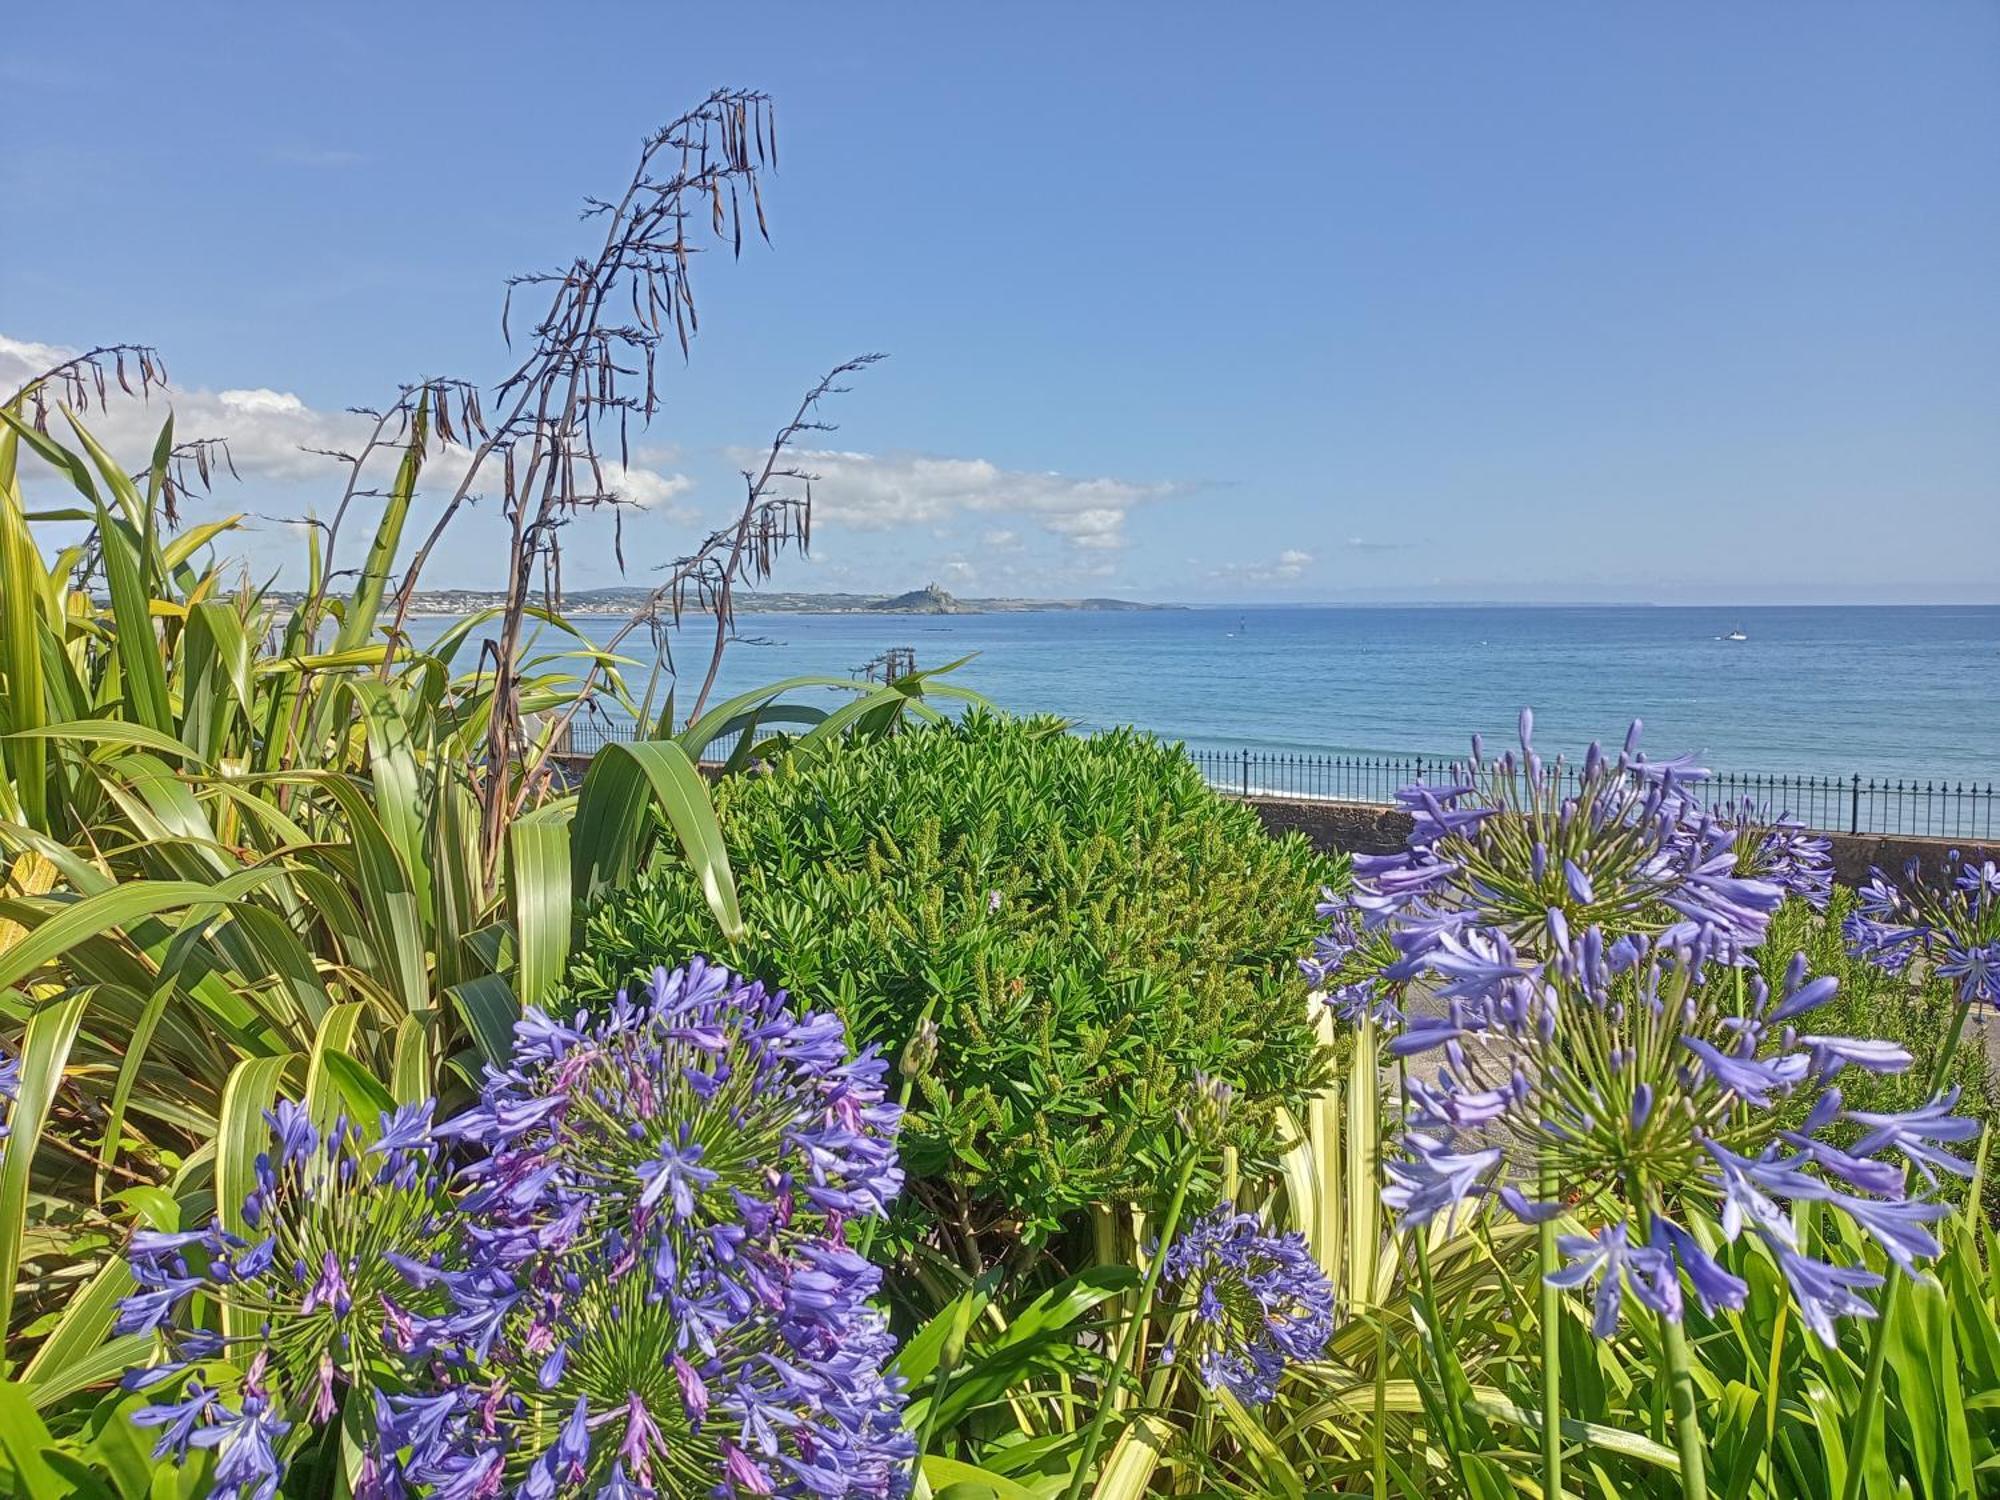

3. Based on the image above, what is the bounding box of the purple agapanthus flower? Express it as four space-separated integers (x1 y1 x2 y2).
1384 926 1967 1346
118 1099 459 1495
118 962 919 1499
437 957 903 1290
1845 855 2000 1006
0 1046 18 1165
1158 1206 1333 1405
391 961 915 1498
1713 797 1834 911
1308 715 1784 1035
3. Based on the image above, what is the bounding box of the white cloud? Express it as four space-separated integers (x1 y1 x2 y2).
765 448 1174 552
0 333 695 514
1211 547 1316 584
980 528 1019 548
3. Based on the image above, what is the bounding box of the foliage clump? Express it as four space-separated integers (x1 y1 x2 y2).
568 712 1343 1254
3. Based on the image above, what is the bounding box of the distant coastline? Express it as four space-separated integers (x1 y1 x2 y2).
341 582 1184 619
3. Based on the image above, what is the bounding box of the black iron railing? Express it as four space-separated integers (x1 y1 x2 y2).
1186 748 1997 841
555 717 1996 842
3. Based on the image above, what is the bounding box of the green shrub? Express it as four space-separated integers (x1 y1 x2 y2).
567 712 1344 1256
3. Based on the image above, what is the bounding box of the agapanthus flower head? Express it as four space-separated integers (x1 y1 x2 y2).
1339 715 1780 997
1159 1206 1333 1405
118 1099 458 1494
1299 887 1406 1028
1845 855 2000 1006
1714 797 1833 911
1384 930 1968 1346
392 960 915 1498
386 1223 914 1499
0 1045 17 1165
439 958 902 1282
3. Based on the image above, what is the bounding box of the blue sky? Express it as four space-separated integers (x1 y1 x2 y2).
5 3 1996 603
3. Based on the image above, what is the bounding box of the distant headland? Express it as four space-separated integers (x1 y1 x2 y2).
362 583 1182 617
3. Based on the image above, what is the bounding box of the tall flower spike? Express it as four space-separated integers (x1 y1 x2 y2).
118 1100 459 1495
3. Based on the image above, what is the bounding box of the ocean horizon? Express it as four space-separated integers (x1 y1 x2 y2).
408 603 2000 786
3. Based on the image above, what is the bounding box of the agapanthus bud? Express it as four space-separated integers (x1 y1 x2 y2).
900 1015 940 1079
1178 1071 1236 1138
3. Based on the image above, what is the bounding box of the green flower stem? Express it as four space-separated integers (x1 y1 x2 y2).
1660 1312 1709 1500
1371 1311 1390 1500
909 1362 960 1487
1837 997 1973 1500
1061 1151 1199 1500
1538 1151 1563 1500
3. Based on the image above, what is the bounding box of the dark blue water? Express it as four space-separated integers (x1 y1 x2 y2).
411 605 2000 784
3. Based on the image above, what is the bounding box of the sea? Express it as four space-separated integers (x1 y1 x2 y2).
407 605 2000 785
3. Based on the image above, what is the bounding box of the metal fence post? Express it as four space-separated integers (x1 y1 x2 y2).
1241 748 1250 799
1850 774 1861 836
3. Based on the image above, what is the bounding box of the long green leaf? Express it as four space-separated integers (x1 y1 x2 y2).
250 771 426 1014
214 1052 298 1338
17 1254 140 1407
5 720 208 765
0 991 90 1350
342 680 433 926
57 416 173 734
0 868 290 994
920 1458 1037 1500
390 1016 432 1106
0 431 50 828
449 973 520 1067
676 674 872 757
0 1379 72 1500
303 1002 368 1134
570 739 742 938
508 809 572 1010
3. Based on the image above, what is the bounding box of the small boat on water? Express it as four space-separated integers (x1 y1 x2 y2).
1722 627 1748 642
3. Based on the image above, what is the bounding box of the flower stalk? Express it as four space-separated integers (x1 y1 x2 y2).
1539 1150 1562 1500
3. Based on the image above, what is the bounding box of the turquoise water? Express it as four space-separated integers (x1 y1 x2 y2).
410 605 2000 784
